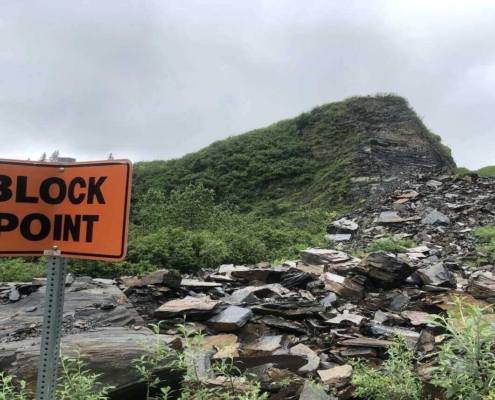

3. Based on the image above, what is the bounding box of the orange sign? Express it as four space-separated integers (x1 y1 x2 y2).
0 159 132 261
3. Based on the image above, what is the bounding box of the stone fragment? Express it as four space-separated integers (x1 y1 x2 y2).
370 324 421 342
377 211 405 224
231 267 284 283
467 271 495 298
207 306 253 332
317 364 352 387
299 380 335 400
416 262 456 288
325 234 352 242
357 252 415 289
123 269 182 289
339 338 396 347
426 179 443 189
325 313 366 327
397 190 419 199
421 210 451 225
326 218 359 236
340 347 377 358
227 284 289 305
153 298 220 319
319 293 338 307
230 355 309 373
9 288 20 302
252 299 325 319
300 249 351 266
320 273 364 302
289 344 320 373
243 335 286 356
401 311 432 326
259 315 306 333
180 279 222 288
280 272 313 289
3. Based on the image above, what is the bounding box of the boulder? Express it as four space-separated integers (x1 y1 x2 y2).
416 262 456 288
326 218 359 236
357 252 415 289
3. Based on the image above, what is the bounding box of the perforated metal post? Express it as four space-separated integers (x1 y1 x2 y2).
36 256 68 400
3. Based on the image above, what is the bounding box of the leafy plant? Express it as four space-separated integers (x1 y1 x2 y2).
57 348 114 400
428 298 495 399
351 337 424 400
132 323 173 400
0 372 30 400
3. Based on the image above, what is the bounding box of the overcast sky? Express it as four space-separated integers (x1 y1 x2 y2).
1 0 494 169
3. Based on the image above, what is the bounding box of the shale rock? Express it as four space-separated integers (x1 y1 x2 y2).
357 252 415 289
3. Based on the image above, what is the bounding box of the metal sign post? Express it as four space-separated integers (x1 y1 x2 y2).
36 250 67 400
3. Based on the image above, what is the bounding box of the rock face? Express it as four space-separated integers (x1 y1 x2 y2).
344 97 455 201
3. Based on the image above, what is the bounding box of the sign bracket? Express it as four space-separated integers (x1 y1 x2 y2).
36 255 68 400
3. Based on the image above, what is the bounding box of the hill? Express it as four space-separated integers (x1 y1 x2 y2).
132 94 455 214
0 94 457 280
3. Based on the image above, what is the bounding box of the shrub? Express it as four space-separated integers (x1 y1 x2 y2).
0 258 46 282
351 337 423 400
365 236 416 253
0 372 30 400
428 298 495 399
57 349 114 400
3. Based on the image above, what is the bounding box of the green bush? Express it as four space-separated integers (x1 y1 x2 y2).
0 372 30 400
351 337 423 400
429 298 495 399
365 236 416 253
0 258 46 282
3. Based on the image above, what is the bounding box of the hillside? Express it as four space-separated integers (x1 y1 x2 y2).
0 94 457 280
132 94 455 214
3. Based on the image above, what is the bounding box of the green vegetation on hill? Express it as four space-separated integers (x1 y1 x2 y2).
477 166 495 177
0 94 456 281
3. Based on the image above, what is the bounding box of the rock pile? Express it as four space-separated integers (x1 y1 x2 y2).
1 170 494 399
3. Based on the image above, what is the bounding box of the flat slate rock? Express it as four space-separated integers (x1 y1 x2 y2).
300 249 351 266
206 306 253 331
259 315 306 333
377 211 405 224
421 209 451 225
153 298 220 319
181 279 222 288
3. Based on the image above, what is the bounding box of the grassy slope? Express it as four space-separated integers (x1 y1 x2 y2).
132 94 453 216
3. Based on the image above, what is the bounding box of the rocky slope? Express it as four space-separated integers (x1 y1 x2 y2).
2 169 494 399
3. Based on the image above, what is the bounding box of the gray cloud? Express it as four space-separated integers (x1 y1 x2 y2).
0 0 494 169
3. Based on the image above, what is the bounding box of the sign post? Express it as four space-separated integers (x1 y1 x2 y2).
36 254 67 400
0 159 132 400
